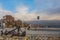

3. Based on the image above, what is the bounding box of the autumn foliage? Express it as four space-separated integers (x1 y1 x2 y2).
2 15 28 28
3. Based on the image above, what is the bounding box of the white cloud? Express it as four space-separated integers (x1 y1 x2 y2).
0 5 13 19
40 13 60 20
0 4 60 21
14 5 60 21
14 5 38 21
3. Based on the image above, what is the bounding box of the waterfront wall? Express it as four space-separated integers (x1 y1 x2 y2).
0 36 27 40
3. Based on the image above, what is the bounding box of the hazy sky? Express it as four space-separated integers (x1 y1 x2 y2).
0 0 60 21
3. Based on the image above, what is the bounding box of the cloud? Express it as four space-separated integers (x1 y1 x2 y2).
14 5 38 21
14 5 60 21
46 7 60 14
0 5 13 19
34 0 60 20
0 4 60 21
40 13 60 20
34 0 60 13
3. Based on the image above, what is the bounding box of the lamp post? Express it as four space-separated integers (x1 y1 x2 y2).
37 16 40 20
37 16 40 27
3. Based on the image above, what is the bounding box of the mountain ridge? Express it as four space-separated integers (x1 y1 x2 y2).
25 20 60 28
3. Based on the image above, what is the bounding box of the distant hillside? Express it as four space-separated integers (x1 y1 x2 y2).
25 20 60 28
